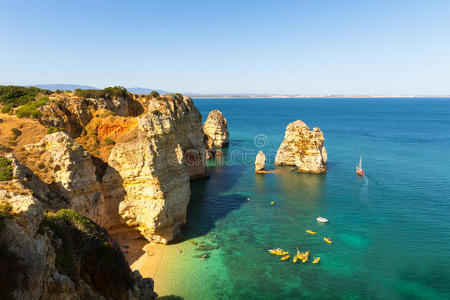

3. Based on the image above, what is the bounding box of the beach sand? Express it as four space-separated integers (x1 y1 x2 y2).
111 232 168 279
131 243 168 278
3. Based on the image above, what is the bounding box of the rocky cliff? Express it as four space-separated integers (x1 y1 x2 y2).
21 132 105 223
103 95 208 243
203 110 229 148
5 91 208 244
0 157 156 300
39 91 143 137
275 120 327 173
0 87 211 298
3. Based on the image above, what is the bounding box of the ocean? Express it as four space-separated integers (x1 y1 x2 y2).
152 98 450 300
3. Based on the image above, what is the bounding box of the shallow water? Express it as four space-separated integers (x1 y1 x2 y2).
153 98 450 300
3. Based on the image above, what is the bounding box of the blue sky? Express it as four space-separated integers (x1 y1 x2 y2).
1 0 450 94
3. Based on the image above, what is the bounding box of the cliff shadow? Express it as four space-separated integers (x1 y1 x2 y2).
96 159 147 266
157 296 184 300
182 161 248 241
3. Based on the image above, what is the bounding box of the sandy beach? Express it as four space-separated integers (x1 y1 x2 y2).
111 233 168 279
130 243 168 279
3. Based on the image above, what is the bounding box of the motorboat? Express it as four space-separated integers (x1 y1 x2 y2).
316 216 328 223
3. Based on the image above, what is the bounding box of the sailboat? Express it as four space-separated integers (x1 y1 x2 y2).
356 155 365 176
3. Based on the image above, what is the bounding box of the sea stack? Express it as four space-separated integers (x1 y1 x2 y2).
203 110 229 148
255 151 266 173
275 120 327 173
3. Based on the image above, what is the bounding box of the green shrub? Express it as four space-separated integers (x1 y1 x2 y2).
40 209 135 292
75 86 128 99
0 85 51 107
15 96 50 119
150 90 160 98
0 145 12 153
0 202 13 230
37 163 45 169
0 157 13 181
1 106 12 114
104 138 115 146
47 126 63 134
10 128 21 137
7 141 17 147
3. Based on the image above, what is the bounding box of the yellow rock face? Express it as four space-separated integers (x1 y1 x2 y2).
203 110 229 148
103 96 208 243
275 120 327 173
255 151 266 172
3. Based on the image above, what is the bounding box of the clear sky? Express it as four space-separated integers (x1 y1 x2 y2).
1 0 450 95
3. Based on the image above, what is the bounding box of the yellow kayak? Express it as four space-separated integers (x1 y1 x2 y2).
296 249 301 259
270 201 274 205
305 230 317 235
281 254 290 261
324 237 332 244
293 256 298 263
313 257 320 264
302 251 309 263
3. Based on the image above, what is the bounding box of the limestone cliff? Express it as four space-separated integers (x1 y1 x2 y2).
275 120 327 173
21 132 105 223
203 110 229 148
39 92 143 137
0 162 156 300
2 88 209 245
103 95 208 244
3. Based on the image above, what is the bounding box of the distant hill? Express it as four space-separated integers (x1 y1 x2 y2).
28 84 99 91
127 87 171 95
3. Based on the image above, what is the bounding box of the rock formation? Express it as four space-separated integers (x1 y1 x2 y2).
102 95 208 243
275 120 327 173
0 159 156 299
9 91 208 244
203 110 229 148
39 92 143 137
0 88 211 297
22 132 105 223
255 151 266 173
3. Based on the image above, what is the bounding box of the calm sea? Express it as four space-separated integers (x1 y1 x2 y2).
153 98 450 300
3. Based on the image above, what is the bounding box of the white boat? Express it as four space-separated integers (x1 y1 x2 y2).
316 216 328 223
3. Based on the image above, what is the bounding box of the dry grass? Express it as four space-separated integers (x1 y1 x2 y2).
0 111 46 155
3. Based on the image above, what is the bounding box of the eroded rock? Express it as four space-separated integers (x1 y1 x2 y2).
0 192 156 300
255 151 266 173
275 120 327 173
103 95 208 244
203 110 229 148
23 132 105 222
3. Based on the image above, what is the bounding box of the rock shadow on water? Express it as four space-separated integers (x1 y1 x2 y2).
182 163 247 241
157 295 184 300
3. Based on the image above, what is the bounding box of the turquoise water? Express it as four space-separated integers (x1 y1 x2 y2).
156 98 450 300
